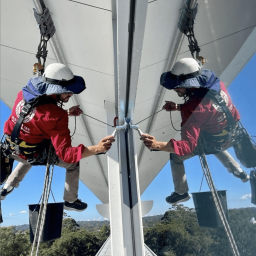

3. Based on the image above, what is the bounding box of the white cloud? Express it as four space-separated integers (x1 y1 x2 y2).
240 194 251 200
19 210 27 214
97 217 102 221
9 213 16 216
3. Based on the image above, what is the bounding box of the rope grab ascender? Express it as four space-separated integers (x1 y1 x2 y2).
33 7 56 76
178 1 205 65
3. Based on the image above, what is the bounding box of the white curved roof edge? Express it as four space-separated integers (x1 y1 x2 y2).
220 27 256 87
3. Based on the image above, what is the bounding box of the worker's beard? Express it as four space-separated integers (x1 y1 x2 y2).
175 88 189 102
56 94 64 108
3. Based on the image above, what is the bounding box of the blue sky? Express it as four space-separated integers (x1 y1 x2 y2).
1 53 256 227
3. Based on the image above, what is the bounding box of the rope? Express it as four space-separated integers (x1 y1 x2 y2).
71 116 77 138
70 109 164 137
169 111 181 131
186 27 200 59
30 145 55 256
178 2 200 59
199 173 204 192
30 165 49 255
35 164 54 256
0 134 4 143
33 7 56 73
50 189 56 203
82 113 114 127
35 36 50 70
134 109 164 125
198 141 240 256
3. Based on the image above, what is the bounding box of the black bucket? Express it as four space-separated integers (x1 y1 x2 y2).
250 170 256 205
192 190 228 228
0 200 3 223
29 202 63 243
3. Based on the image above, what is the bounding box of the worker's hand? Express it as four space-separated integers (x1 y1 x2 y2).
97 135 115 153
68 105 83 116
140 133 160 150
140 133 173 152
162 101 179 111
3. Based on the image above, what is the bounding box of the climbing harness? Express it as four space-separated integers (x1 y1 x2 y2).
3 96 58 166
33 7 56 75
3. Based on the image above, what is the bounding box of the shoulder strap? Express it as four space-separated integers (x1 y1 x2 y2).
208 90 236 129
11 96 57 144
11 103 33 144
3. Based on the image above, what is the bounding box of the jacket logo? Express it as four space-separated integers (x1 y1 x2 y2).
211 90 229 112
16 100 36 123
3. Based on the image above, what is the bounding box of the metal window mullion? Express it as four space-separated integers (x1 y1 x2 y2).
105 101 129 256
126 128 145 255
127 0 148 119
119 130 136 255
116 0 130 125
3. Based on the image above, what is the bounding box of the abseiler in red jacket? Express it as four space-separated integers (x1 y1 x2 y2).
1 63 115 212
141 58 249 205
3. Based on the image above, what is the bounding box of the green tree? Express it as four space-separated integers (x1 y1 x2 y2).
38 218 104 256
40 229 101 256
62 217 80 232
145 205 213 256
0 226 30 256
97 225 110 243
209 208 256 256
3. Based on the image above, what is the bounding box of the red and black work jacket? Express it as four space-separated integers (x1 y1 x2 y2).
4 91 85 163
170 82 240 156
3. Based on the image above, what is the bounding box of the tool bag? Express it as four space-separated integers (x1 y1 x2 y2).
250 170 256 205
0 200 3 223
0 140 14 185
233 126 256 168
207 90 256 165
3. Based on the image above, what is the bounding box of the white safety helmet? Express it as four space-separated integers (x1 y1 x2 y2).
41 63 86 94
43 63 74 81
160 58 202 90
171 58 201 76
